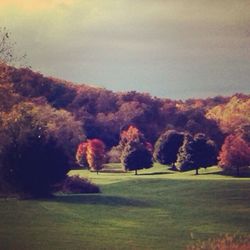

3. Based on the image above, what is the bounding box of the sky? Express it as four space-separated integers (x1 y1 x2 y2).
0 0 250 99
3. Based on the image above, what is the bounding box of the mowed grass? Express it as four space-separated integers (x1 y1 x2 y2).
0 164 250 250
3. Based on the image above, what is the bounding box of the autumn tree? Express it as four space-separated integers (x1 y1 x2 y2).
218 134 250 176
206 95 250 135
86 139 105 174
154 130 184 168
120 126 153 174
76 142 89 168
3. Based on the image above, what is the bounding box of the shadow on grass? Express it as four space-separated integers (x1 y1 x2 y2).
48 194 148 207
138 171 174 176
200 170 250 178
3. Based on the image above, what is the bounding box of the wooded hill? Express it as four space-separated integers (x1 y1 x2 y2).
0 63 249 150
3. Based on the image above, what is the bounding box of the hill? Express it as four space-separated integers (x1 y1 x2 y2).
0 63 249 149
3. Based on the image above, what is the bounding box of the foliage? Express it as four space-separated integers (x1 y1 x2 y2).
0 104 69 197
1 63 250 154
176 133 217 174
120 126 153 174
206 95 250 134
120 125 143 148
187 234 250 250
76 142 89 168
154 130 184 166
218 134 250 176
121 141 153 174
175 133 195 171
59 175 100 194
85 139 106 173
107 145 123 163
0 102 84 197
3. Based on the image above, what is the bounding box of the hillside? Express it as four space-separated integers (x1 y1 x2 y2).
0 64 249 149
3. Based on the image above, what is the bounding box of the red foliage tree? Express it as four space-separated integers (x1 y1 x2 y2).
86 139 105 174
218 134 250 176
76 139 105 173
76 142 89 168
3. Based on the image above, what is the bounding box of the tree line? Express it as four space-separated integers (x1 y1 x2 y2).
0 61 249 197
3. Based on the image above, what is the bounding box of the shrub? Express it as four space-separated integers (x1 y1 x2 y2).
60 175 100 194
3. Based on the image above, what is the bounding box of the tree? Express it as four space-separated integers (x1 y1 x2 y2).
154 130 184 167
86 139 105 174
0 103 70 197
218 134 250 176
191 133 217 175
76 142 89 168
121 140 153 175
120 126 153 174
175 133 217 174
0 27 26 66
175 133 195 172
120 125 143 148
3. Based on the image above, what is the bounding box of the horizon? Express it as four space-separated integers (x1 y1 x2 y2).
0 0 250 99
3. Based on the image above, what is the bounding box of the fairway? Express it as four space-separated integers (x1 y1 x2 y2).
0 165 250 250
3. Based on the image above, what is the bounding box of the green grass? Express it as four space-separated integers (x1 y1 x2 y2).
0 164 250 250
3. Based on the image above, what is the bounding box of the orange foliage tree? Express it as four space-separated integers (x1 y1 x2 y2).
76 139 105 174
86 139 105 174
206 96 250 134
218 134 250 176
76 142 89 168
120 125 142 146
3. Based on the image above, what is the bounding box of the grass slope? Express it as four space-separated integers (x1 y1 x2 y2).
0 164 250 250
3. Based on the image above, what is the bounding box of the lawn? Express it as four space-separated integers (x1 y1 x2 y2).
0 164 250 250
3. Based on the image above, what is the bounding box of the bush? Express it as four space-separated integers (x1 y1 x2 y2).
187 234 250 250
60 175 100 194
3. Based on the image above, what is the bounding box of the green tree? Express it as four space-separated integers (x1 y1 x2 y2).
120 126 153 175
121 140 153 175
176 133 217 175
154 130 184 168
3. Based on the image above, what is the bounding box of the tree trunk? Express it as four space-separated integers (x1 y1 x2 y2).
135 169 137 175
236 166 240 177
195 168 199 175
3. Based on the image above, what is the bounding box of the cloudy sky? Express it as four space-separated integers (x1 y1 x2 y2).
1 0 249 99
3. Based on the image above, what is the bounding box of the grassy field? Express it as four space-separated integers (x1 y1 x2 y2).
0 164 250 250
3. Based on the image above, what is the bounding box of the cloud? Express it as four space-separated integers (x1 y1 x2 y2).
0 0 249 98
